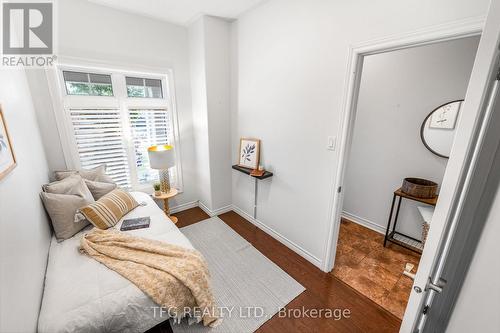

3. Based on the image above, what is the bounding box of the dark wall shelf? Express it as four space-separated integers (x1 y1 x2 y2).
232 165 273 180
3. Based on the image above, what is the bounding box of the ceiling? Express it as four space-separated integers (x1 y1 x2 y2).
88 0 267 26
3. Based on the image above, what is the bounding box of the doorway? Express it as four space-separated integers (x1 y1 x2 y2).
329 36 480 319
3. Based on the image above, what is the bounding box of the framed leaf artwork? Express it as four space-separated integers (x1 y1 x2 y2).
0 106 16 180
238 138 260 169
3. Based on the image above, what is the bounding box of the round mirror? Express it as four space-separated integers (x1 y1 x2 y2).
420 100 463 159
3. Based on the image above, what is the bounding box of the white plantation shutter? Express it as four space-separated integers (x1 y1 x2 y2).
128 108 176 186
57 67 181 191
69 109 131 188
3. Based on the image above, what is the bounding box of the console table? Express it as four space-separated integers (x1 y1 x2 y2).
232 165 273 219
384 188 438 253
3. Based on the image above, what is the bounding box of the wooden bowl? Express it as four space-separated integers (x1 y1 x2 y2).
402 178 438 199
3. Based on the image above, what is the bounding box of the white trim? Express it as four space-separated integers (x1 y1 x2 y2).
167 199 324 268
211 205 233 216
198 201 233 217
322 16 485 273
46 67 76 169
232 205 323 269
341 211 386 235
55 55 174 76
170 201 199 214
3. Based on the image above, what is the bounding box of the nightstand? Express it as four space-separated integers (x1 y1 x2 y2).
152 188 179 224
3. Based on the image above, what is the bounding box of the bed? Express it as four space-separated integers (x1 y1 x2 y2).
37 191 194 333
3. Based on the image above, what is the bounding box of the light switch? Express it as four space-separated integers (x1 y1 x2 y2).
327 136 336 151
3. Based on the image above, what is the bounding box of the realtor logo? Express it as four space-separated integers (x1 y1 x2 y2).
2 2 53 54
1 1 56 66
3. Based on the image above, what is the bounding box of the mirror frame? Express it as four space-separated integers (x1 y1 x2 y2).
420 99 464 159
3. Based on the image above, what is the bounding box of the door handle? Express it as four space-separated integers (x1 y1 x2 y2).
426 277 447 294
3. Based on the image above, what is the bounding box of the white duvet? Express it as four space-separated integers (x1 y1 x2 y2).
38 192 194 333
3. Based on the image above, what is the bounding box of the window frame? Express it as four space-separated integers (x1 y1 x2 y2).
125 76 163 99
47 62 184 193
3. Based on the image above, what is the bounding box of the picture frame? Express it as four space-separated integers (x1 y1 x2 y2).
238 138 260 169
0 106 16 180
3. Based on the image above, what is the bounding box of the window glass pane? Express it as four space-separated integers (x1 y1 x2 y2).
126 76 163 98
63 70 113 96
127 85 146 98
66 82 91 95
128 109 174 185
90 84 113 96
145 79 161 88
89 73 112 84
126 77 143 86
63 71 89 83
145 86 162 98
145 79 163 98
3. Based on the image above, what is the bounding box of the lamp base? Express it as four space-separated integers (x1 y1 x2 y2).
159 169 171 193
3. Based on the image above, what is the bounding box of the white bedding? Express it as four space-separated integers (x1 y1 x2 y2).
38 192 194 333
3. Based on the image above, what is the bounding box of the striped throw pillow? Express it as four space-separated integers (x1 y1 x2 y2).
79 189 139 229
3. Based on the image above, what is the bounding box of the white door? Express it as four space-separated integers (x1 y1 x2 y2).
400 2 500 332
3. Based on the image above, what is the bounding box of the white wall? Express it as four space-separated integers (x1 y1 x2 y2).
27 0 197 208
230 0 490 268
446 183 500 332
0 69 52 332
343 37 479 239
188 16 232 213
189 17 213 210
204 17 232 211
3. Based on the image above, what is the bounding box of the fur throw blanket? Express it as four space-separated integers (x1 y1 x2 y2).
80 228 221 327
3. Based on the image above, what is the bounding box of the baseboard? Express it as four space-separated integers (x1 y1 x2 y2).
231 205 323 269
170 201 199 214
341 211 386 234
212 205 233 216
198 201 233 217
170 200 323 269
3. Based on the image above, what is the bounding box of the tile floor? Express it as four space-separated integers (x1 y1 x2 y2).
332 218 421 319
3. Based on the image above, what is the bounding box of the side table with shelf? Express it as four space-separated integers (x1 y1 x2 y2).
152 188 179 224
384 188 438 254
231 165 273 219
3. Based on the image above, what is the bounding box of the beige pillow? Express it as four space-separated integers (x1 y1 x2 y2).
54 165 116 184
84 179 117 200
41 175 95 241
43 174 94 202
79 189 139 229
40 193 92 241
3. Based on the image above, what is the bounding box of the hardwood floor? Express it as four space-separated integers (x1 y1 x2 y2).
149 208 401 333
332 219 421 319
174 207 210 228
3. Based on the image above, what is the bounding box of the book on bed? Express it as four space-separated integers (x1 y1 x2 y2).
120 217 150 231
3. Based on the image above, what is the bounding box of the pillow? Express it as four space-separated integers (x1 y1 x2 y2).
40 193 92 241
79 189 139 229
40 175 95 241
42 174 94 202
54 165 116 184
84 179 117 200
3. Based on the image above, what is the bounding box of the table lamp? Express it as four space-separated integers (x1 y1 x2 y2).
147 145 175 193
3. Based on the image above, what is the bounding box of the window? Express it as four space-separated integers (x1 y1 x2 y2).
63 71 113 96
126 77 163 98
128 109 172 184
56 66 180 191
69 109 131 187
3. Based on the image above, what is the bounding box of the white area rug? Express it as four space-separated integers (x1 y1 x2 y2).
172 217 305 333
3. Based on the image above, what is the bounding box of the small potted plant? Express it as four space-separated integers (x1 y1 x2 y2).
153 183 162 196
